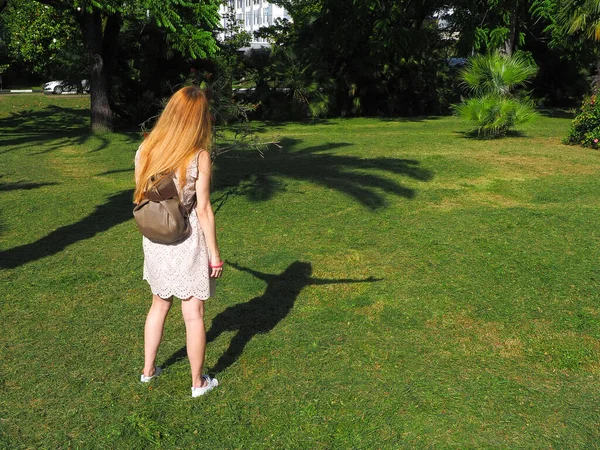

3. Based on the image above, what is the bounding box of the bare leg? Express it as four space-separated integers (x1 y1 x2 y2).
181 297 206 388
143 294 173 377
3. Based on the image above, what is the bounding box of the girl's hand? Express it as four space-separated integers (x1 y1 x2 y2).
209 259 224 278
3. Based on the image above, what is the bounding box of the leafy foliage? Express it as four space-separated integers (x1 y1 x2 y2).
460 52 538 96
66 0 221 60
544 0 600 147
260 0 455 117
556 0 600 41
0 0 221 131
447 0 595 106
456 52 539 137
241 45 335 120
444 0 528 55
187 73 274 160
564 94 600 147
456 94 538 136
214 7 252 87
0 0 84 75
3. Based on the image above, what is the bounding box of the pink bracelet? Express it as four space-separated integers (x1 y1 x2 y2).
209 261 224 269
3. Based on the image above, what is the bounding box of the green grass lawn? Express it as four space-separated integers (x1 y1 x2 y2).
2 94 600 448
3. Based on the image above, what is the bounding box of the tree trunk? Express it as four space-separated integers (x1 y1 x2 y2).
103 13 121 101
82 11 113 132
503 1 518 56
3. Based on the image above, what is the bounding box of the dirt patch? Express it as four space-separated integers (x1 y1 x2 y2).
470 154 600 177
356 299 385 320
49 148 93 178
426 191 530 211
426 312 525 359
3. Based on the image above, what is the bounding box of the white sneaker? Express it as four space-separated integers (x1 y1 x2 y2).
191 375 218 397
140 366 163 383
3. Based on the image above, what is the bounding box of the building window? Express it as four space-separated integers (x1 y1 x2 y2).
246 12 251 25
264 5 272 25
254 0 259 4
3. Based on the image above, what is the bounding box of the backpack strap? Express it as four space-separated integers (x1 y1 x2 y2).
146 172 178 202
145 172 197 216
186 195 197 215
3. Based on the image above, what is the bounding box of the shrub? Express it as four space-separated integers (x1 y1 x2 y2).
456 52 539 138
455 94 538 137
460 52 538 97
564 95 600 148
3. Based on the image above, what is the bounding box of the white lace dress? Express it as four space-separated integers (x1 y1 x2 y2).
135 149 215 300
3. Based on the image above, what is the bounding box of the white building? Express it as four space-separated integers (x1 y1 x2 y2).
219 0 290 48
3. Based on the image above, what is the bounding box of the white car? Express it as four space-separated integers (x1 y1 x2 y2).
43 80 89 95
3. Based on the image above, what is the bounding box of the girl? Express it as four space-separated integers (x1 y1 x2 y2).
134 86 222 398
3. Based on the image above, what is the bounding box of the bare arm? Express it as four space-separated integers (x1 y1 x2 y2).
195 151 222 278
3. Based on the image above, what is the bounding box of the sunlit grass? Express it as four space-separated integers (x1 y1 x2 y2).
1 95 600 448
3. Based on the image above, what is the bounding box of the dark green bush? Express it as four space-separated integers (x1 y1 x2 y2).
564 95 600 148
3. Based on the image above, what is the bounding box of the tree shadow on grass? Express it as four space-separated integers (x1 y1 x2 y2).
0 175 58 191
162 261 381 375
0 122 432 269
453 130 527 140
213 137 434 211
0 105 89 132
249 118 336 134
96 168 135 176
0 131 94 156
538 108 575 119
0 190 133 269
377 115 442 123
0 105 135 155
250 116 442 133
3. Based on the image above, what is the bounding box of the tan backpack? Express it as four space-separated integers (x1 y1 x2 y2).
133 173 194 244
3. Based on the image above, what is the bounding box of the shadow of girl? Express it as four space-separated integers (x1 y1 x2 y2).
162 261 379 375
206 261 312 374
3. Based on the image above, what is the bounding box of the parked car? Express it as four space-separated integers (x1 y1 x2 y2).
448 57 467 67
43 80 89 95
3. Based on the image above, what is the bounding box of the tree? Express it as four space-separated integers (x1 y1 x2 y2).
555 0 600 88
455 52 538 137
553 1 600 144
1 0 221 132
558 0 600 39
0 1 82 75
526 0 594 103
446 0 594 105
262 0 454 117
444 0 530 55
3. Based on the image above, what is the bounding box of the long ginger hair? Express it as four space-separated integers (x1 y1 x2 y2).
134 86 212 203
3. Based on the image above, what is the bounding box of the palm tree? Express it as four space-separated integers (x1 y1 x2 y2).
559 0 600 88
560 0 600 39
455 52 538 137
460 51 537 96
